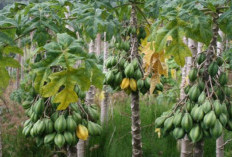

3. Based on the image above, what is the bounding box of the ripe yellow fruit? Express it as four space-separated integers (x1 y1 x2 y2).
120 78 130 89
76 124 88 140
129 78 137 91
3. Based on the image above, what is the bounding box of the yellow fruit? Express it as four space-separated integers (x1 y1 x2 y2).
76 124 88 140
129 78 137 91
120 78 130 89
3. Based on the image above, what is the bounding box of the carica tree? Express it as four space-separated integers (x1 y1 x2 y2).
153 0 232 157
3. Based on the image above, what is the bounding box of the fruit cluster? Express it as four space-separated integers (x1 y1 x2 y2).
22 87 102 148
155 53 232 142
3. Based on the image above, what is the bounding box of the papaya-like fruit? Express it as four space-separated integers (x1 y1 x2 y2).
155 116 166 128
33 98 44 115
72 112 82 124
216 57 224 66
54 134 65 148
144 77 150 89
115 72 123 85
208 62 218 77
137 79 144 90
202 99 211 113
189 68 198 82
129 78 137 92
173 113 183 127
54 115 66 133
119 58 126 69
155 83 164 92
51 112 59 122
105 71 114 85
66 115 77 132
76 124 89 140
197 53 206 65
198 92 206 104
44 118 54 134
172 127 185 140
132 59 139 69
219 113 228 127
198 80 205 92
163 116 174 132
184 85 191 95
125 63 134 78
214 100 222 117
134 69 142 80
36 120 45 135
189 124 202 143
181 113 193 132
210 120 223 138
64 131 73 145
188 85 201 102
203 111 216 128
22 101 31 109
219 73 228 86
44 133 56 144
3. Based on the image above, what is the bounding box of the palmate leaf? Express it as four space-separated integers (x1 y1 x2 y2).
34 33 104 110
166 28 192 66
0 68 10 90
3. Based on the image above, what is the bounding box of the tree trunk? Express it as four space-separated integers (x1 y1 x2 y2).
16 54 21 89
130 4 143 157
187 39 205 157
216 29 225 157
180 37 193 157
100 32 109 125
95 33 101 56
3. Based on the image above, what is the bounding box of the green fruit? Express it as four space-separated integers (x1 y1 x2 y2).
134 69 142 80
224 86 232 97
24 119 31 127
189 68 198 82
173 127 185 139
202 100 211 113
221 103 228 115
210 120 223 138
188 85 201 102
181 113 193 132
87 107 99 121
137 79 144 90
219 113 228 126
198 92 206 104
208 62 218 77
125 63 134 78
163 116 174 131
64 131 73 145
197 53 206 64
189 124 202 143
88 121 102 136
110 56 117 67
22 101 31 109
132 59 139 69
216 57 224 66
66 116 77 132
72 112 82 124
54 115 67 133
124 61 129 69
186 101 193 112
144 77 150 89
214 100 222 117
227 120 232 131
31 112 39 122
51 112 59 122
115 72 123 85
119 58 126 69
155 116 166 128
54 134 65 148
203 111 216 128
155 83 164 92
198 80 205 92
36 120 45 135
70 103 79 112
33 98 44 115
105 71 114 84
184 85 191 95
214 87 225 101
192 106 204 122
173 113 183 127
219 73 228 86
44 133 56 144
44 119 54 134
203 130 211 138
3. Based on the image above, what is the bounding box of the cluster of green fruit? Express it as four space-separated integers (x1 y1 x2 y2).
22 95 102 148
155 53 232 142
104 53 164 94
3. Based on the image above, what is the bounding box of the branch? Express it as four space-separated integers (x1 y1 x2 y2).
135 6 151 26
219 138 232 149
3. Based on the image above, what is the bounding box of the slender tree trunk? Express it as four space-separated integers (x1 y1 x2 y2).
77 41 95 157
130 4 142 157
216 29 225 157
188 39 205 157
16 54 21 89
95 33 101 56
101 32 109 125
180 37 193 157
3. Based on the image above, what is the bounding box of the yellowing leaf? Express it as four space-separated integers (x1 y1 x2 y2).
55 88 78 110
150 73 160 94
